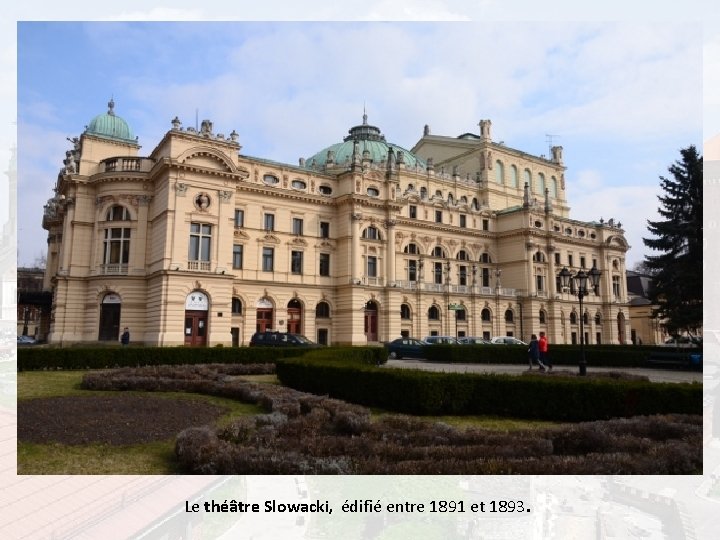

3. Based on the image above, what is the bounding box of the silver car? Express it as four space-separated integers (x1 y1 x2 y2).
490 336 527 345
423 336 460 345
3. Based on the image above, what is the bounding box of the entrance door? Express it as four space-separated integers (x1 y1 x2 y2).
256 308 273 333
98 293 121 341
364 301 378 341
287 299 302 334
184 310 208 347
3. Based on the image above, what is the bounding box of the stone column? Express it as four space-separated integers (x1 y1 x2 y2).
385 219 396 285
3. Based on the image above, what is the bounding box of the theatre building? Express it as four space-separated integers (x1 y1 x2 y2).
41 100 630 346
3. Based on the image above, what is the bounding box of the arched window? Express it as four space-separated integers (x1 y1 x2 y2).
595 313 602 325
420 186 428 199
432 246 446 258
551 176 558 197
106 205 130 221
481 308 491 322
539 310 547 324
231 298 243 315
505 309 514 322
533 251 545 262
447 193 454 205
511 165 519 187
459 195 468 204
428 306 440 320
457 250 470 261
435 190 443 198
400 304 411 320
472 198 479 210
404 243 419 254
524 169 532 191
570 312 578 325
495 160 504 184
362 226 382 240
583 312 589 325
537 173 546 194
456 309 466 321
316 301 330 318
480 253 492 264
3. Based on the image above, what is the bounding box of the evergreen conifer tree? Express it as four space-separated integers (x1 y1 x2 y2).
643 145 702 335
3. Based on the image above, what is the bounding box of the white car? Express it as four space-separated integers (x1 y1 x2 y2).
490 336 527 345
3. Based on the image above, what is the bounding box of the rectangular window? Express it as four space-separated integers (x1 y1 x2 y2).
320 221 330 238
435 210 443 223
319 253 330 276
408 259 417 282
188 223 212 261
568 254 573 267
482 219 489 231
232 244 243 269
554 252 561 265
536 275 544 291
580 256 586 268
481 268 490 288
264 213 275 231
262 247 274 272
234 209 244 228
459 265 467 286
459 214 467 228
409 205 417 219
291 250 303 274
292 218 304 236
592 258 598 268
434 262 443 284
104 228 131 264
612 276 621 297
367 256 378 278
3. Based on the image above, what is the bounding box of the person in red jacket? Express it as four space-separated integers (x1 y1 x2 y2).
539 331 551 370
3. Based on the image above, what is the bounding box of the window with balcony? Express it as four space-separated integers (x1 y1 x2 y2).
188 223 211 268
434 262 443 284
408 259 418 282
103 227 131 272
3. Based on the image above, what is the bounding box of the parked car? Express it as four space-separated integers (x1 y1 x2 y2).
490 336 527 345
17 335 37 345
662 335 702 348
385 337 428 359
249 331 319 347
423 336 460 345
458 336 490 345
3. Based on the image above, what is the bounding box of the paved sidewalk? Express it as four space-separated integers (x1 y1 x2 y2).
385 359 702 384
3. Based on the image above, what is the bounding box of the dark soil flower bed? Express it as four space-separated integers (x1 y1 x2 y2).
18 395 227 445
70 365 702 474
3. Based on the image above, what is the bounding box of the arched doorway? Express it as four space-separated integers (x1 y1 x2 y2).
256 297 274 333
364 300 379 341
98 293 122 341
184 291 209 347
617 312 627 344
287 299 302 334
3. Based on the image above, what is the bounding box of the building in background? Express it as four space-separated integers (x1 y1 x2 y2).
41 101 631 346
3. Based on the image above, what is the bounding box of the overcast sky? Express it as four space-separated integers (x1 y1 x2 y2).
16 20 703 268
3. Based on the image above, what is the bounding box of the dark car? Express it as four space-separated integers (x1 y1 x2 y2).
385 337 428 359
249 331 319 347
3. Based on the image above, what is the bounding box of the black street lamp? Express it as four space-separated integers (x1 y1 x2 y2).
559 265 602 375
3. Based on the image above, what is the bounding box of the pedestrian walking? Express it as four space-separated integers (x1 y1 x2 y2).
539 331 551 370
120 327 130 346
528 334 546 371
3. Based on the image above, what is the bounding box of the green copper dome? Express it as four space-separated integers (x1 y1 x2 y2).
304 114 426 170
85 99 136 143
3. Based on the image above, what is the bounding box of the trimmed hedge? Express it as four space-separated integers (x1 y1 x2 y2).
421 344 701 369
17 346 386 371
275 358 701 421
17 346 306 371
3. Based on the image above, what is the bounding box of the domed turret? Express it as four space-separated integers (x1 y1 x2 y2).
304 113 426 171
85 98 136 143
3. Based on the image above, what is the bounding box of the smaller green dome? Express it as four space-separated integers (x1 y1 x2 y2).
85 99 136 143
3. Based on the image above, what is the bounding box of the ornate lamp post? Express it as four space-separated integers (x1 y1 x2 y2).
558 265 602 375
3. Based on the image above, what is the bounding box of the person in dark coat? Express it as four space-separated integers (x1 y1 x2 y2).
528 334 545 371
120 327 130 346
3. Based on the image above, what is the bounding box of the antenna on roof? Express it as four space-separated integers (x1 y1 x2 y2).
195 109 199 131
546 133 559 156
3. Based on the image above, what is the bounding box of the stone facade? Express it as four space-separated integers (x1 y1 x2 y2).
42 105 631 346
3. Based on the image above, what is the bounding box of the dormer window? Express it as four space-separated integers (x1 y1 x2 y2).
263 174 279 185
319 185 332 196
291 179 306 190
367 187 380 197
